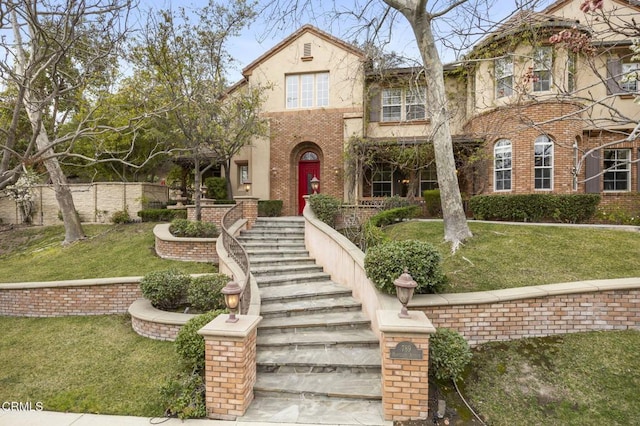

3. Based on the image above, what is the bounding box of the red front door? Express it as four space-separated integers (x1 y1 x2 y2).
298 160 320 214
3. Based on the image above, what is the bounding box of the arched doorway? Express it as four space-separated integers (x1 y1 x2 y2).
298 151 320 214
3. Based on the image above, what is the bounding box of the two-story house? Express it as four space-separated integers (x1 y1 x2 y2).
226 0 639 216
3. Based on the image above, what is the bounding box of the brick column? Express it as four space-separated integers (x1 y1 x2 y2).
377 310 435 422
233 196 259 230
198 314 262 420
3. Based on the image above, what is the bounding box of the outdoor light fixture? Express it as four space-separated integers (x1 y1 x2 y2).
243 180 252 193
310 176 320 194
221 280 242 323
333 166 340 176
271 167 278 176
394 268 417 319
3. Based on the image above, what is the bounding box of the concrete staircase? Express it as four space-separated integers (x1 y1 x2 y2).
237 217 388 425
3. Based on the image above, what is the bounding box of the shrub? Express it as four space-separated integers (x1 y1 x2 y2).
368 205 421 228
175 310 225 371
309 193 341 227
429 328 472 382
111 209 132 224
364 240 445 295
212 199 236 205
140 269 190 310
469 194 600 223
258 200 283 217
381 195 412 210
187 274 229 312
423 189 442 218
169 219 218 238
137 208 183 222
204 177 227 200
160 370 207 419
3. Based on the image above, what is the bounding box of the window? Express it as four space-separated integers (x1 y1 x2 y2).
494 139 512 191
603 149 630 191
420 164 438 192
533 47 552 92
238 163 249 189
381 87 426 122
534 135 553 190
567 52 577 92
372 165 393 197
495 56 513 98
621 62 639 92
286 72 329 108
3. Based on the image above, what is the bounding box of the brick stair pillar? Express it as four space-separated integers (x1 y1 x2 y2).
233 196 259 229
198 314 262 420
377 310 436 422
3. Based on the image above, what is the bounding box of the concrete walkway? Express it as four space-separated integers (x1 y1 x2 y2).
0 410 346 426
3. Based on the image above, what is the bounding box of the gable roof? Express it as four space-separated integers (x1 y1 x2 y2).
543 0 640 14
241 24 365 77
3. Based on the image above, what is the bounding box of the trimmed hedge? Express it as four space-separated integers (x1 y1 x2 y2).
204 177 227 200
169 219 219 238
423 189 442 218
138 208 186 222
429 328 472 382
175 310 225 371
187 274 229 312
140 269 191 310
309 193 342 227
469 194 601 223
258 200 283 217
368 205 421 228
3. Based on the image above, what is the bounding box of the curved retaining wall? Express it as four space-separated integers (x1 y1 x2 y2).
0 277 142 317
129 299 194 341
302 211 640 345
154 223 218 264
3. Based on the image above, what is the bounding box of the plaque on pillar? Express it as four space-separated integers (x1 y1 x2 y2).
390 341 424 360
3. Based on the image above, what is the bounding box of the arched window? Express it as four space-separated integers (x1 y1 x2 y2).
534 135 553 190
301 151 318 161
494 139 512 191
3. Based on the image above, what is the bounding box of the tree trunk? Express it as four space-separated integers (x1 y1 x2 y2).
402 8 472 251
223 160 233 200
194 153 202 221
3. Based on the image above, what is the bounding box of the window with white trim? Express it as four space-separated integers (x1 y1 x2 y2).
494 139 512 191
420 164 438 192
286 72 329 109
603 149 630 191
621 62 639 92
381 87 426 122
495 56 513 98
534 135 553 189
533 47 552 92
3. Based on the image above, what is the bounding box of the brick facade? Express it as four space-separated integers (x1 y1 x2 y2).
131 315 183 341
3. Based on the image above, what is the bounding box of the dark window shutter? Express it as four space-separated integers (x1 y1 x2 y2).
585 150 601 193
606 59 622 95
369 89 381 122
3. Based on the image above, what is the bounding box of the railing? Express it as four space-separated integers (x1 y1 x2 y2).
221 202 252 315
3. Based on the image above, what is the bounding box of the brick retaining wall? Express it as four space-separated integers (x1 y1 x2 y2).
154 223 218 263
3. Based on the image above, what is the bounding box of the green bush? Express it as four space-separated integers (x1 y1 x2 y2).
140 269 191 310
381 195 412 210
369 205 421 228
160 370 207 419
469 194 600 223
258 200 283 217
187 274 229 312
423 189 442 218
429 328 472 382
169 219 218 238
364 240 445 295
137 208 183 222
309 193 341 227
111 209 132 224
212 199 236 205
204 177 227 199
175 310 225 371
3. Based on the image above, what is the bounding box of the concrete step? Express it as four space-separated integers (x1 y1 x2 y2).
259 281 353 305
254 372 382 400
257 328 379 348
259 296 363 318
251 264 324 277
247 249 310 259
240 229 305 237
254 271 333 287
238 235 305 243
241 241 307 251
239 395 389 425
257 345 380 372
250 256 317 268
259 311 372 334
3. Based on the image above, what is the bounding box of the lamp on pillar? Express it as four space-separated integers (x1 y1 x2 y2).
310 175 320 194
243 180 252 194
221 280 242 323
394 268 417 318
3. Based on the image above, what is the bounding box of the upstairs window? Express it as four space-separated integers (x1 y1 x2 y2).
495 56 514 98
381 86 426 122
603 149 630 191
621 62 639 92
286 72 329 109
533 47 552 92
567 52 577 93
494 139 512 191
534 135 553 190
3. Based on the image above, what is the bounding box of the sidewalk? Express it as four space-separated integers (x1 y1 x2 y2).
0 410 340 426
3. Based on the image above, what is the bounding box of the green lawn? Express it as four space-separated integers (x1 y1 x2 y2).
385 221 640 293
0 223 215 282
0 315 182 416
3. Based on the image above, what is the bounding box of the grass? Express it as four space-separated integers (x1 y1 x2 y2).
384 221 640 293
0 223 215 282
0 315 182 416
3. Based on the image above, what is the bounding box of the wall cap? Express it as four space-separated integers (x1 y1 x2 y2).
377 310 436 334
128 298 195 325
198 314 262 338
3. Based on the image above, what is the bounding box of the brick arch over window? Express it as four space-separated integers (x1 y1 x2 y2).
290 142 324 215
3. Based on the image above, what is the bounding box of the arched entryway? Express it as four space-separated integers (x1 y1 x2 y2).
297 151 320 214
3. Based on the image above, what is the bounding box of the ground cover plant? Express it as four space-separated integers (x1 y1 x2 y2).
385 221 640 293
0 223 215 282
0 315 182 416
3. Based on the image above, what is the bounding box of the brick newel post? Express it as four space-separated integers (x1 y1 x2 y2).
233 196 259 230
198 314 262 420
377 310 436 421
